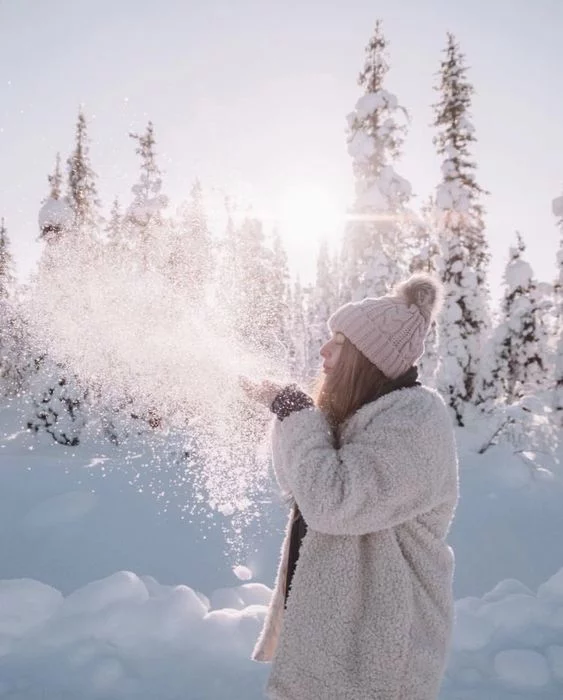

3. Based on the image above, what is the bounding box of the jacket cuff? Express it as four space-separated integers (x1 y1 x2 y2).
271 384 314 421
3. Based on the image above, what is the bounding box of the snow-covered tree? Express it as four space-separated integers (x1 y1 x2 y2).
307 239 340 375
48 153 63 200
268 229 292 363
404 200 442 385
67 110 101 234
39 155 73 243
289 276 309 382
230 217 281 357
106 197 123 250
26 356 87 446
171 179 213 300
433 34 490 423
340 19 412 303
0 218 23 396
0 218 15 300
481 233 547 406
125 121 169 271
552 192 563 419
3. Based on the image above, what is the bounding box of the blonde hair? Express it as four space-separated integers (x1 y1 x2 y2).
313 336 393 442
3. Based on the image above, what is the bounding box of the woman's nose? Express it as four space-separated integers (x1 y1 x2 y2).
320 342 328 358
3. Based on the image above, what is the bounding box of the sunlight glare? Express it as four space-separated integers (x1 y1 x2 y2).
276 183 345 246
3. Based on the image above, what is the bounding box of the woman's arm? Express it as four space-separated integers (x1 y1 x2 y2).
271 391 456 536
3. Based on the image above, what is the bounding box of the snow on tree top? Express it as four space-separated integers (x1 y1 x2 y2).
354 90 399 120
505 257 533 292
354 165 412 211
552 195 563 218
38 197 73 230
356 182 387 210
436 180 470 212
127 195 169 227
458 116 476 134
347 130 376 163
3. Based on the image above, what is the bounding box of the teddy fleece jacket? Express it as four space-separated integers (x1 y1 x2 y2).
252 385 459 700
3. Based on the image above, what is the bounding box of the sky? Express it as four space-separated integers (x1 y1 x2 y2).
1 0 562 299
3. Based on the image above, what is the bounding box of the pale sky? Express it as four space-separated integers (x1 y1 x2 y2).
1 0 562 298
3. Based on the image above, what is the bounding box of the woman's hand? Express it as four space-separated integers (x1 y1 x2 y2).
239 376 283 408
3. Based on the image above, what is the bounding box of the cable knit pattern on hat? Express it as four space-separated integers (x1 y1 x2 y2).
328 274 443 379
252 386 459 700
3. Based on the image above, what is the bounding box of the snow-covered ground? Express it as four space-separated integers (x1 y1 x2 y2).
1 403 562 699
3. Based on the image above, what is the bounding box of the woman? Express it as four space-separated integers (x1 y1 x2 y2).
241 274 459 700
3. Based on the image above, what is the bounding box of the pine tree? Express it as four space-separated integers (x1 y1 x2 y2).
307 239 340 377
48 153 63 199
341 20 412 303
433 34 490 423
0 218 15 300
172 179 213 299
482 233 547 405
289 276 309 382
67 110 101 233
39 154 73 243
106 197 123 250
0 218 22 396
268 229 292 364
26 356 87 446
404 198 441 385
125 121 168 270
552 192 563 419
231 216 280 356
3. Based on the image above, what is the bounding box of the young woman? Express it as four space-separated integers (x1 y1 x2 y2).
241 274 459 700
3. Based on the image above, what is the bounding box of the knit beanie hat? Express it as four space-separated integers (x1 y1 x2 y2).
327 274 443 379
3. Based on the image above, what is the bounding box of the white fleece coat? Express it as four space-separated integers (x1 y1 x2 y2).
252 386 459 700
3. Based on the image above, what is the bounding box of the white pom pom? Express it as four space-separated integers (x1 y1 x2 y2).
395 274 443 321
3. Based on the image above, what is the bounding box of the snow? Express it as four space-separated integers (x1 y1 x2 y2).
493 649 550 689
354 89 398 119
552 194 563 218
3 566 563 698
233 565 253 581
547 646 563 682
1 401 563 698
347 129 376 162
0 571 268 699
436 179 471 212
38 196 73 230
505 257 532 291
538 568 563 602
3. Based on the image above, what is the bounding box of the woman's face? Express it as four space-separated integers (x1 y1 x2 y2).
320 332 345 374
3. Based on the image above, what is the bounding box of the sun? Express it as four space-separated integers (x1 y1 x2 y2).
276 183 345 247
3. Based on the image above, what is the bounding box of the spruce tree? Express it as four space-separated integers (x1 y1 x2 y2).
433 34 490 423
289 276 309 382
106 197 123 250
269 229 292 364
125 121 168 270
307 239 340 376
405 199 441 385
67 110 101 233
482 233 547 405
0 218 15 300
39 154 73 243
340 19 412 303
48 153 63 200
552 192 563 419
231 216 279 356
172 179 213 299
0 217 21 396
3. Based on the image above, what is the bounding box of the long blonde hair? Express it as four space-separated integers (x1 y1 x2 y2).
313 336 396 440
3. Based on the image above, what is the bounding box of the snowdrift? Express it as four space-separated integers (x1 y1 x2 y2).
1 569 563 698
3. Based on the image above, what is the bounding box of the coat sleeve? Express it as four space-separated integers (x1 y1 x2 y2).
270 397 454 536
